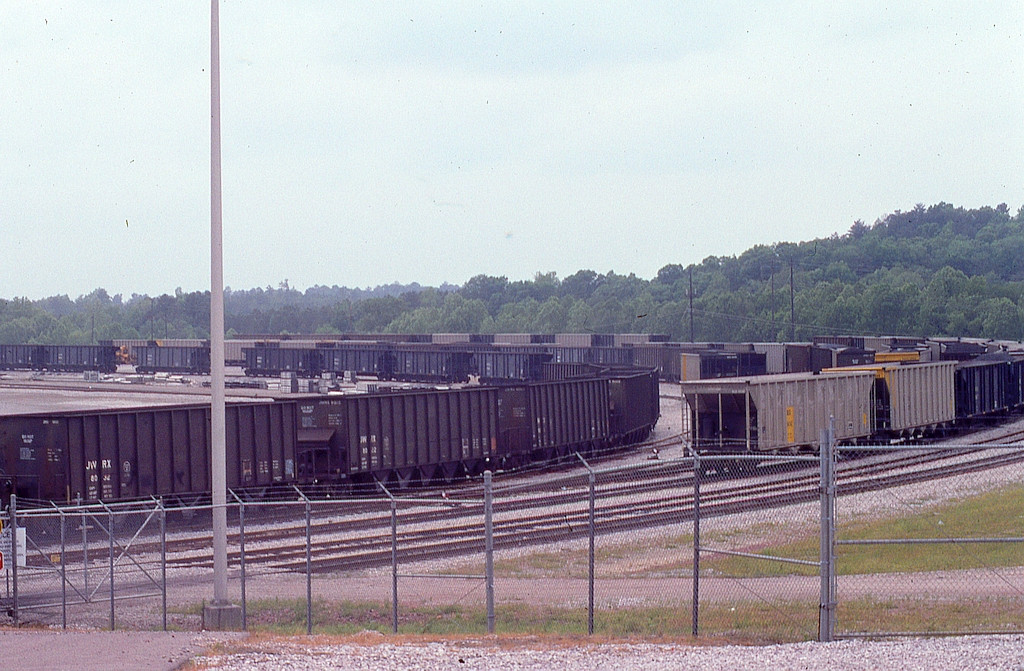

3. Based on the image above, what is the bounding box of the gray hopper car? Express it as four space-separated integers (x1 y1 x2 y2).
822 362 956 436
681 371 876 454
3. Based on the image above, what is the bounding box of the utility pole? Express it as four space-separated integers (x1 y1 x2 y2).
204 0 241 630
790 261 796 341
689 266 694 342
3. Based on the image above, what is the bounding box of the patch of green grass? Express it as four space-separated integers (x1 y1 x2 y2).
169 601 205 617
492 548 589 578
836 596 1024 635
241 598 393 635
447 483 1024 582
185 594 1024 642
487 533 698 579
234 598 718 639
706 483 1024 577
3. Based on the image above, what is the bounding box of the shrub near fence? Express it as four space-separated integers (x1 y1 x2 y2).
3 439 1024 640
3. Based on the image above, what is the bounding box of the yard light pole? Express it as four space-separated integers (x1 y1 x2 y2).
205 0 241 630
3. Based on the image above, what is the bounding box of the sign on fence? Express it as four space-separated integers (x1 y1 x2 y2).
0 526 26 570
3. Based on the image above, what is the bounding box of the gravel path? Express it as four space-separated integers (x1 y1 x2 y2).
195 634 1024 670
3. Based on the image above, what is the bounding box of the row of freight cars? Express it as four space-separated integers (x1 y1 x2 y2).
241 342 636 383
110 333 668 368
681 352 1024 459
5 335 1017 383
229 332 670 347
1 366 660 505
1 341 633 381
212 338 1012 384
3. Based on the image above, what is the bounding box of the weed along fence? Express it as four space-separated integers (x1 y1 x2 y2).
3 438 1024 640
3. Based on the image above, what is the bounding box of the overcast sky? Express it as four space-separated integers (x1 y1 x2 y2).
3 2 1022 300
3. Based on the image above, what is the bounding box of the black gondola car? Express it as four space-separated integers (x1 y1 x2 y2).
244 345 322 378
0 401 298 504
293 366 660 488
608 368 661 444
134 343 211 374
0 343 118 373
388 346 474 383
955 353 1013 419
298 386 499 486
471 349 551 382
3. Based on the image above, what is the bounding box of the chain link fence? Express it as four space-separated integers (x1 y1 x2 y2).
833 443 1024 638
2 438 1023 640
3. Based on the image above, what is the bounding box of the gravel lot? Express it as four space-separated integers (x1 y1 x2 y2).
193 634 1024 670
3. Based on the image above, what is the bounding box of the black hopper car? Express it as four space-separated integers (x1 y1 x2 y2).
242 342 556 384
0 401 297 505
298 364 659 487
133 342 212 374
0 343 119 373
1 366 660 504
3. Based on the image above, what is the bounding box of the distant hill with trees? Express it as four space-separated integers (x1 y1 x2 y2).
3 202 1024 344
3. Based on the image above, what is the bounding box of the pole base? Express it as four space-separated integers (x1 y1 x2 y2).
203 601 243 631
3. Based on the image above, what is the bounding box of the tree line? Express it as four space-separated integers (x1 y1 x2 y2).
3 202 1024 345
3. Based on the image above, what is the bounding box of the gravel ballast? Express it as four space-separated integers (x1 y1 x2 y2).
197 635 1024 670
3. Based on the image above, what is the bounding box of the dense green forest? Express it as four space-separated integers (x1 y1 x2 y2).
4 202 1024 344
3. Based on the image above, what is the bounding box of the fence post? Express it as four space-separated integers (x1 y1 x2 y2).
108 505 115 631
306 498 312 634
818 419 836 642
575 452 596 635
291 485 313 635
60 507 67 630
230 492 247 631
80 497 88 598
376 480 399 634
828 419 837 639
484 470 495 634
691 449 700 637
302 491 313 634
11 494 17 627
160 499 167 632
588 471 596 634
391 498 399 633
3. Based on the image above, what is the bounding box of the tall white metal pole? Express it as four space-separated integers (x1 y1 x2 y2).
210 0 229 605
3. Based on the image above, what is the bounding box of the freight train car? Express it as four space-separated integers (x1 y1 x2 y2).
955 353 1017 419
0 400 297 504
0 344 118 373
680 351 768 381
243 344 324 378
2 365 660 504
608 367 662 444
681 356 1024 463
318 342 396 379
0 344 38 370
134 343 212 374
297 386 500 485
681 370 877 455
820 362 956 438
387 346 474 383
471 349 551 382
244 343 555 384
293 367 659 487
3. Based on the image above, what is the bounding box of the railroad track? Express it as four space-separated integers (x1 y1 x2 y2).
157 441 1024 574
11 430 689 570
15 430 1024 576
